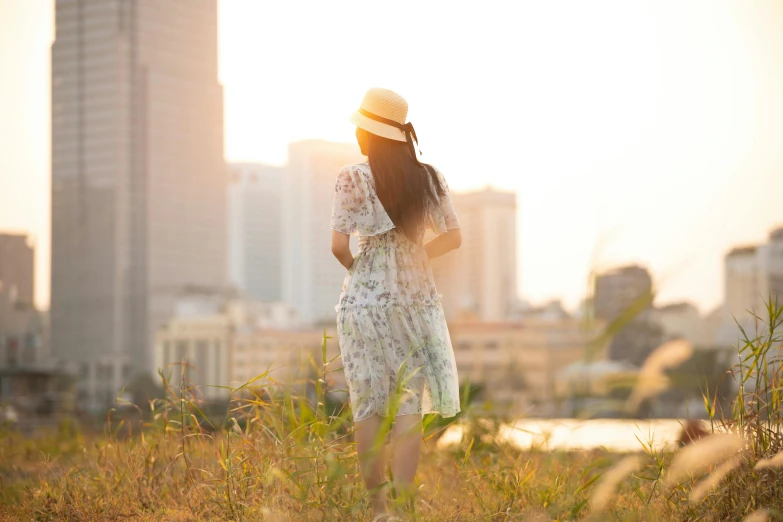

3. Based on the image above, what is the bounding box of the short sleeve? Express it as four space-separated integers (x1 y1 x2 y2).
330 164 395 236
426 167 460 234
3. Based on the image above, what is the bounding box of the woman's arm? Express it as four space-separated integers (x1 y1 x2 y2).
331 229 354 270
425 228 462 260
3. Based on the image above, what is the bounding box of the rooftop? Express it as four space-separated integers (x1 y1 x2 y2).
727 245 757 257
657 301 697 312
601 264 651 277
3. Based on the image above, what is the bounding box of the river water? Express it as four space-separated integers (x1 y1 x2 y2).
437 418 714 452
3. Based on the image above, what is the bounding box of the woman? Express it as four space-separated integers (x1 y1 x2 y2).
330 87 462 521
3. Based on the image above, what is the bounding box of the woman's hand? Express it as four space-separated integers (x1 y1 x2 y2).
424 228 462 260
331 229 354 270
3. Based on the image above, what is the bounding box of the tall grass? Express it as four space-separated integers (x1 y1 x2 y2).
1 301 782 520
692 297 783 519
599 296 783 521
0 331 482 520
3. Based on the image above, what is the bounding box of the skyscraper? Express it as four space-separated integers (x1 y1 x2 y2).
430 187 518 322
51 0 226 407
282 140 363 325
227 163 284 302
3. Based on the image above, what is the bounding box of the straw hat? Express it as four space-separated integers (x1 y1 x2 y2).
350 88 409 142
350 88 422 159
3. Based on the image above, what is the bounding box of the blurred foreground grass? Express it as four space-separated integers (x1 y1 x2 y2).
0 417 702 521
1 300 782 521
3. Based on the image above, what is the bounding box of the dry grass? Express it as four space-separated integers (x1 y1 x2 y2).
587 454 644 513
1 301 782 521
0 422 670 521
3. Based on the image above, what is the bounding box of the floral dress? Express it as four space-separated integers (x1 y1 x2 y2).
331 161 462 423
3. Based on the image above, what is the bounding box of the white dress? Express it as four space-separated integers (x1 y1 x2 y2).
330 161 462 423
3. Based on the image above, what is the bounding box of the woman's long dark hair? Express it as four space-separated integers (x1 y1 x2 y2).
366 131 446 243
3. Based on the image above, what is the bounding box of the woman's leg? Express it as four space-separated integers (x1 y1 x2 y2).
391 413 423 513
354 413 390 516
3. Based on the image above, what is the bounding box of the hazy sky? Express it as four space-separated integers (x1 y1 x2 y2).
2 1 783 312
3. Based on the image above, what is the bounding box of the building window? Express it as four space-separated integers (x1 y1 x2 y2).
196 341 209 382
485 341 499 351
214 339 222 383
457 342 471 351
175 341 187 364
5 337 18 366
97 363 111 381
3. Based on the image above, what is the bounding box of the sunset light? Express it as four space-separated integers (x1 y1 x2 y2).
3 2 783 520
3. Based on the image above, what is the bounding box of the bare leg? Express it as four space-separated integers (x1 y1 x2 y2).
354 413 390 517
391 412 423 514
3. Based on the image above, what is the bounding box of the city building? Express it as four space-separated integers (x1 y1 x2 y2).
0 234 63 429
725 227 783 325
228 163 284 302
649 301 738 385
0 234 46 367
430 187 518 322
696 305 729 347
520 300 572 322
769 227 783 300
594 264 654 322
0 365 74 433
651 301 701 345
724 246 764 323
153 296 602 415
231 328 337 390
448 316 605 414
153 294 342 402
154 300 233 401
50 0 227 408
707 225 783 350
282 140 363 325
226 300 301 331
677 228 783 352
592 264 661 365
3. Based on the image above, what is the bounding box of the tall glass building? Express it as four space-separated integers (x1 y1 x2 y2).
51 0 226 407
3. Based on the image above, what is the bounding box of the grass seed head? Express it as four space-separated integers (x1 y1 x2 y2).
664 432 745 487
754 451 783 471
689 453 745 504
626 339 694 413
742 509 770 522
589 454 645 513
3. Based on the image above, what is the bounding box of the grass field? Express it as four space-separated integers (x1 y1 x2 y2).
1 302 781 521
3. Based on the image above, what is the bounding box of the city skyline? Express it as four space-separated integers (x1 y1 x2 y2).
3 1 783 313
